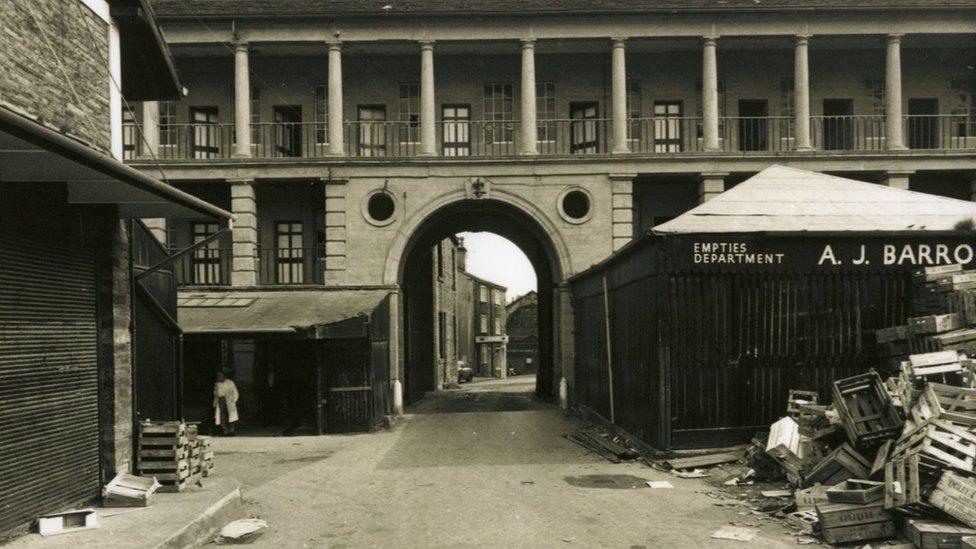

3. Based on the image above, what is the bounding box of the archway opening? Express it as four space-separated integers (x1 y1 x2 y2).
396 199 564 405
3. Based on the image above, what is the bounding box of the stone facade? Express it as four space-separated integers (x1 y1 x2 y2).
506 291 539 375
0 0 110 150
462 273 509 378
432 237 461 388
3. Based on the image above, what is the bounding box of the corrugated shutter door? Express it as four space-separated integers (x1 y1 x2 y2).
0 224 100 537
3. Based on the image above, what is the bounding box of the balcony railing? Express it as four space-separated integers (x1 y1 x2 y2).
257 247 325 286
172 247 232 286
122 114 976 161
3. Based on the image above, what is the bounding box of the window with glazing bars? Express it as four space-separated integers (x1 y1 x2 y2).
275 221 304 284
314 86 328 145
537 82 556 142
192 222 222 285
780 78 795 139
399 83 420 145
951 78 976 137
626 79 641 141
159 101 178 147
865 76 886 138
483 82 515 144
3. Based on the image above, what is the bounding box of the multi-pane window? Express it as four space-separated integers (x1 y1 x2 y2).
275 221 304 284
494 318 501 335
536 82 556 142
479 286 488 302
695 79 727 139
192 222 222 285
314 86 328 144
493 290 502 305
865 77 886 139
780 78 795 139
398 83 420 144
159 101 178 147
951 77 976 137
626 79 641 141
122 106 137 159
483 82 515 143
480 314 488 334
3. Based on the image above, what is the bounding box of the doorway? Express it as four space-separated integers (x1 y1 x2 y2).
272 105 303 157
822 99 854 150
190 107 220 159
358 105 388 157
570 102 600 154
738 100 768 151
653 101 683 152
442 104 471 157
908 98 939 149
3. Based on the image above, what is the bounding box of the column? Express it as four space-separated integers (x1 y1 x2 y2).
611 38 630 154
885 34 907 150
699 173 727 203
230 180 258 286
610 174 635 251
794 35 813 151
701 36 721 152
327 41 345 155
323 179 347 284
519 39 538 155
140 101 159 159
419 41 437 156
233 42 252 158
883 171 912 190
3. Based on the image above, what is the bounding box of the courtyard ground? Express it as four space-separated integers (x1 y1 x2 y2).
214 376 804 548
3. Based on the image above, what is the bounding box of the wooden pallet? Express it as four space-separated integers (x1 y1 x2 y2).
833 371 903 446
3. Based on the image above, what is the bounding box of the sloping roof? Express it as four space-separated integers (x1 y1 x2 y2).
150 0 972 17
459 270 507 291
178 289 392 334
653 165 976 235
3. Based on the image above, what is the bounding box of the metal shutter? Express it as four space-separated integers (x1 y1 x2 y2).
0 223 100 537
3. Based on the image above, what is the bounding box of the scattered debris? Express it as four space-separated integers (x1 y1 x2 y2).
671 468 709 479
709 525 758 542
216 518 268 545
37 509 98 537
760 489 793 498
566 428 639 463
646 481 673 489
665 452 741 471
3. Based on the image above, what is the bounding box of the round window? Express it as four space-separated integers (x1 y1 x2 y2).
559 188 592 223
364 191 397 226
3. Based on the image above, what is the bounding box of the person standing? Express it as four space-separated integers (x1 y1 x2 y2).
213 371 240 436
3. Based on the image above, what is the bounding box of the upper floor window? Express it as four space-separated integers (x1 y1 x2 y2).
951 77 976 137
493 290 502 305
864 76 886 138
537 82 556 142
494 318 501 335
779 78 795 139
192 222 222 285
122 106 137 160
626 79 641 141
315 85 328 145
479 286 488 302
480 314 488 334
695 79 727 139
159 101 178 147
399 83 420 145
275 221 304 284
484 82 515 144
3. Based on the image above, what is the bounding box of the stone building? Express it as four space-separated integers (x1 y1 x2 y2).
0 0 231 538
128 0 976 411
459 273 509 378
506 292 540 375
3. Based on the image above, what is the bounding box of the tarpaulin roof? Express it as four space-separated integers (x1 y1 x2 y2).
178 289 392 335
653 165 976 235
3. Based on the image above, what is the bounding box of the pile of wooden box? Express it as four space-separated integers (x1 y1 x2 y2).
137 420 217 493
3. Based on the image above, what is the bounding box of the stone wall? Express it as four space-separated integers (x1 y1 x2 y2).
0 0 110 150
433 238 460 387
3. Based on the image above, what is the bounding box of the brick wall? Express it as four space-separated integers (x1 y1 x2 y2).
0 0 110 150
433 238 460 387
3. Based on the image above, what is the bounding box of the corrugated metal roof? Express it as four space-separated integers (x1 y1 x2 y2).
178 289 392 334
653 165 976 234
150 0 973 17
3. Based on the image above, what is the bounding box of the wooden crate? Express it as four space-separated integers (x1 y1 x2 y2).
884 453 941 515
930 472 976 529
803 443 871 488
947 290 976 325
878 325 911 344
904 351 967 388
833 371 903 446
910 314 964 335
905 519 976 549
913 265 964 283
871 440 893 480
892 418 976 474
765 416 801 464
787 390 820 420
915 383 976 427
795 484 830 511
786 509 818 535
815 501 896 545
826 479 885 504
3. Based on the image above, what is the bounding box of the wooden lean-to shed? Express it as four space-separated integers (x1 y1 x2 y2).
570 165 976 450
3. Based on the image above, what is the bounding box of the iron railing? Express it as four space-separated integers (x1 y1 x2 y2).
171 247 232 286
124 115 976 161
257 247 325 286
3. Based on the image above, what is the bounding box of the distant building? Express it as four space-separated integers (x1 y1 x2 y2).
506 292 539 375
432 237 461 388
459 272 508 378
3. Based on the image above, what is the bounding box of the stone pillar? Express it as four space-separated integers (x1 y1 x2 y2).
519 39 538 155
885 34 907 150
327 41 345 155
611 38 630 154
230 180 258 286
883 171 912 190
557 283 575 405
390 291 403 418
794 35 813 151
699 173 727 203
324 179 347 285
140 101 159 159
610 174 635 251
701 36 721 152
233 42 252 158
419 41 437 156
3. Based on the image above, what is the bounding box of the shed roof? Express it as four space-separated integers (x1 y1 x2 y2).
178 289 392 335
652 165 976 235
150 0 972 18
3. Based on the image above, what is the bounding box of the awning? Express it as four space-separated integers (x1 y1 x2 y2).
0 106 232 219
653 165 976 234
178 289 393 336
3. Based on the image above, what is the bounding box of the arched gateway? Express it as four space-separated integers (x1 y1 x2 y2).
383 190 574 410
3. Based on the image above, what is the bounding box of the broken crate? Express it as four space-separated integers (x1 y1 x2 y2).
833 371 903 446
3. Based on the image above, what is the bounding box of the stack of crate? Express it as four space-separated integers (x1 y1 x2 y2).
199 436 215 477
875 325 911 373
911 265 961 316
137 421 190 493
899 351 971 410
186 424 202 484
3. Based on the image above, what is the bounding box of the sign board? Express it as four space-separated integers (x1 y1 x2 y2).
667 235 976 273
475 335 508 344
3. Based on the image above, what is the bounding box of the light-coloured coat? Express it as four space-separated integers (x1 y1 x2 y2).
213 379 239 424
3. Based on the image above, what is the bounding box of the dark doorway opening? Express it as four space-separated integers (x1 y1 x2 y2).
570 102 600 154
738 99 768 151
272 105 303 157
822 99 854 150
908 98 939 150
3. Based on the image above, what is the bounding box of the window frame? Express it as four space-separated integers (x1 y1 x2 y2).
314 85 328 145
398 82 421 145
483 82 516 144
